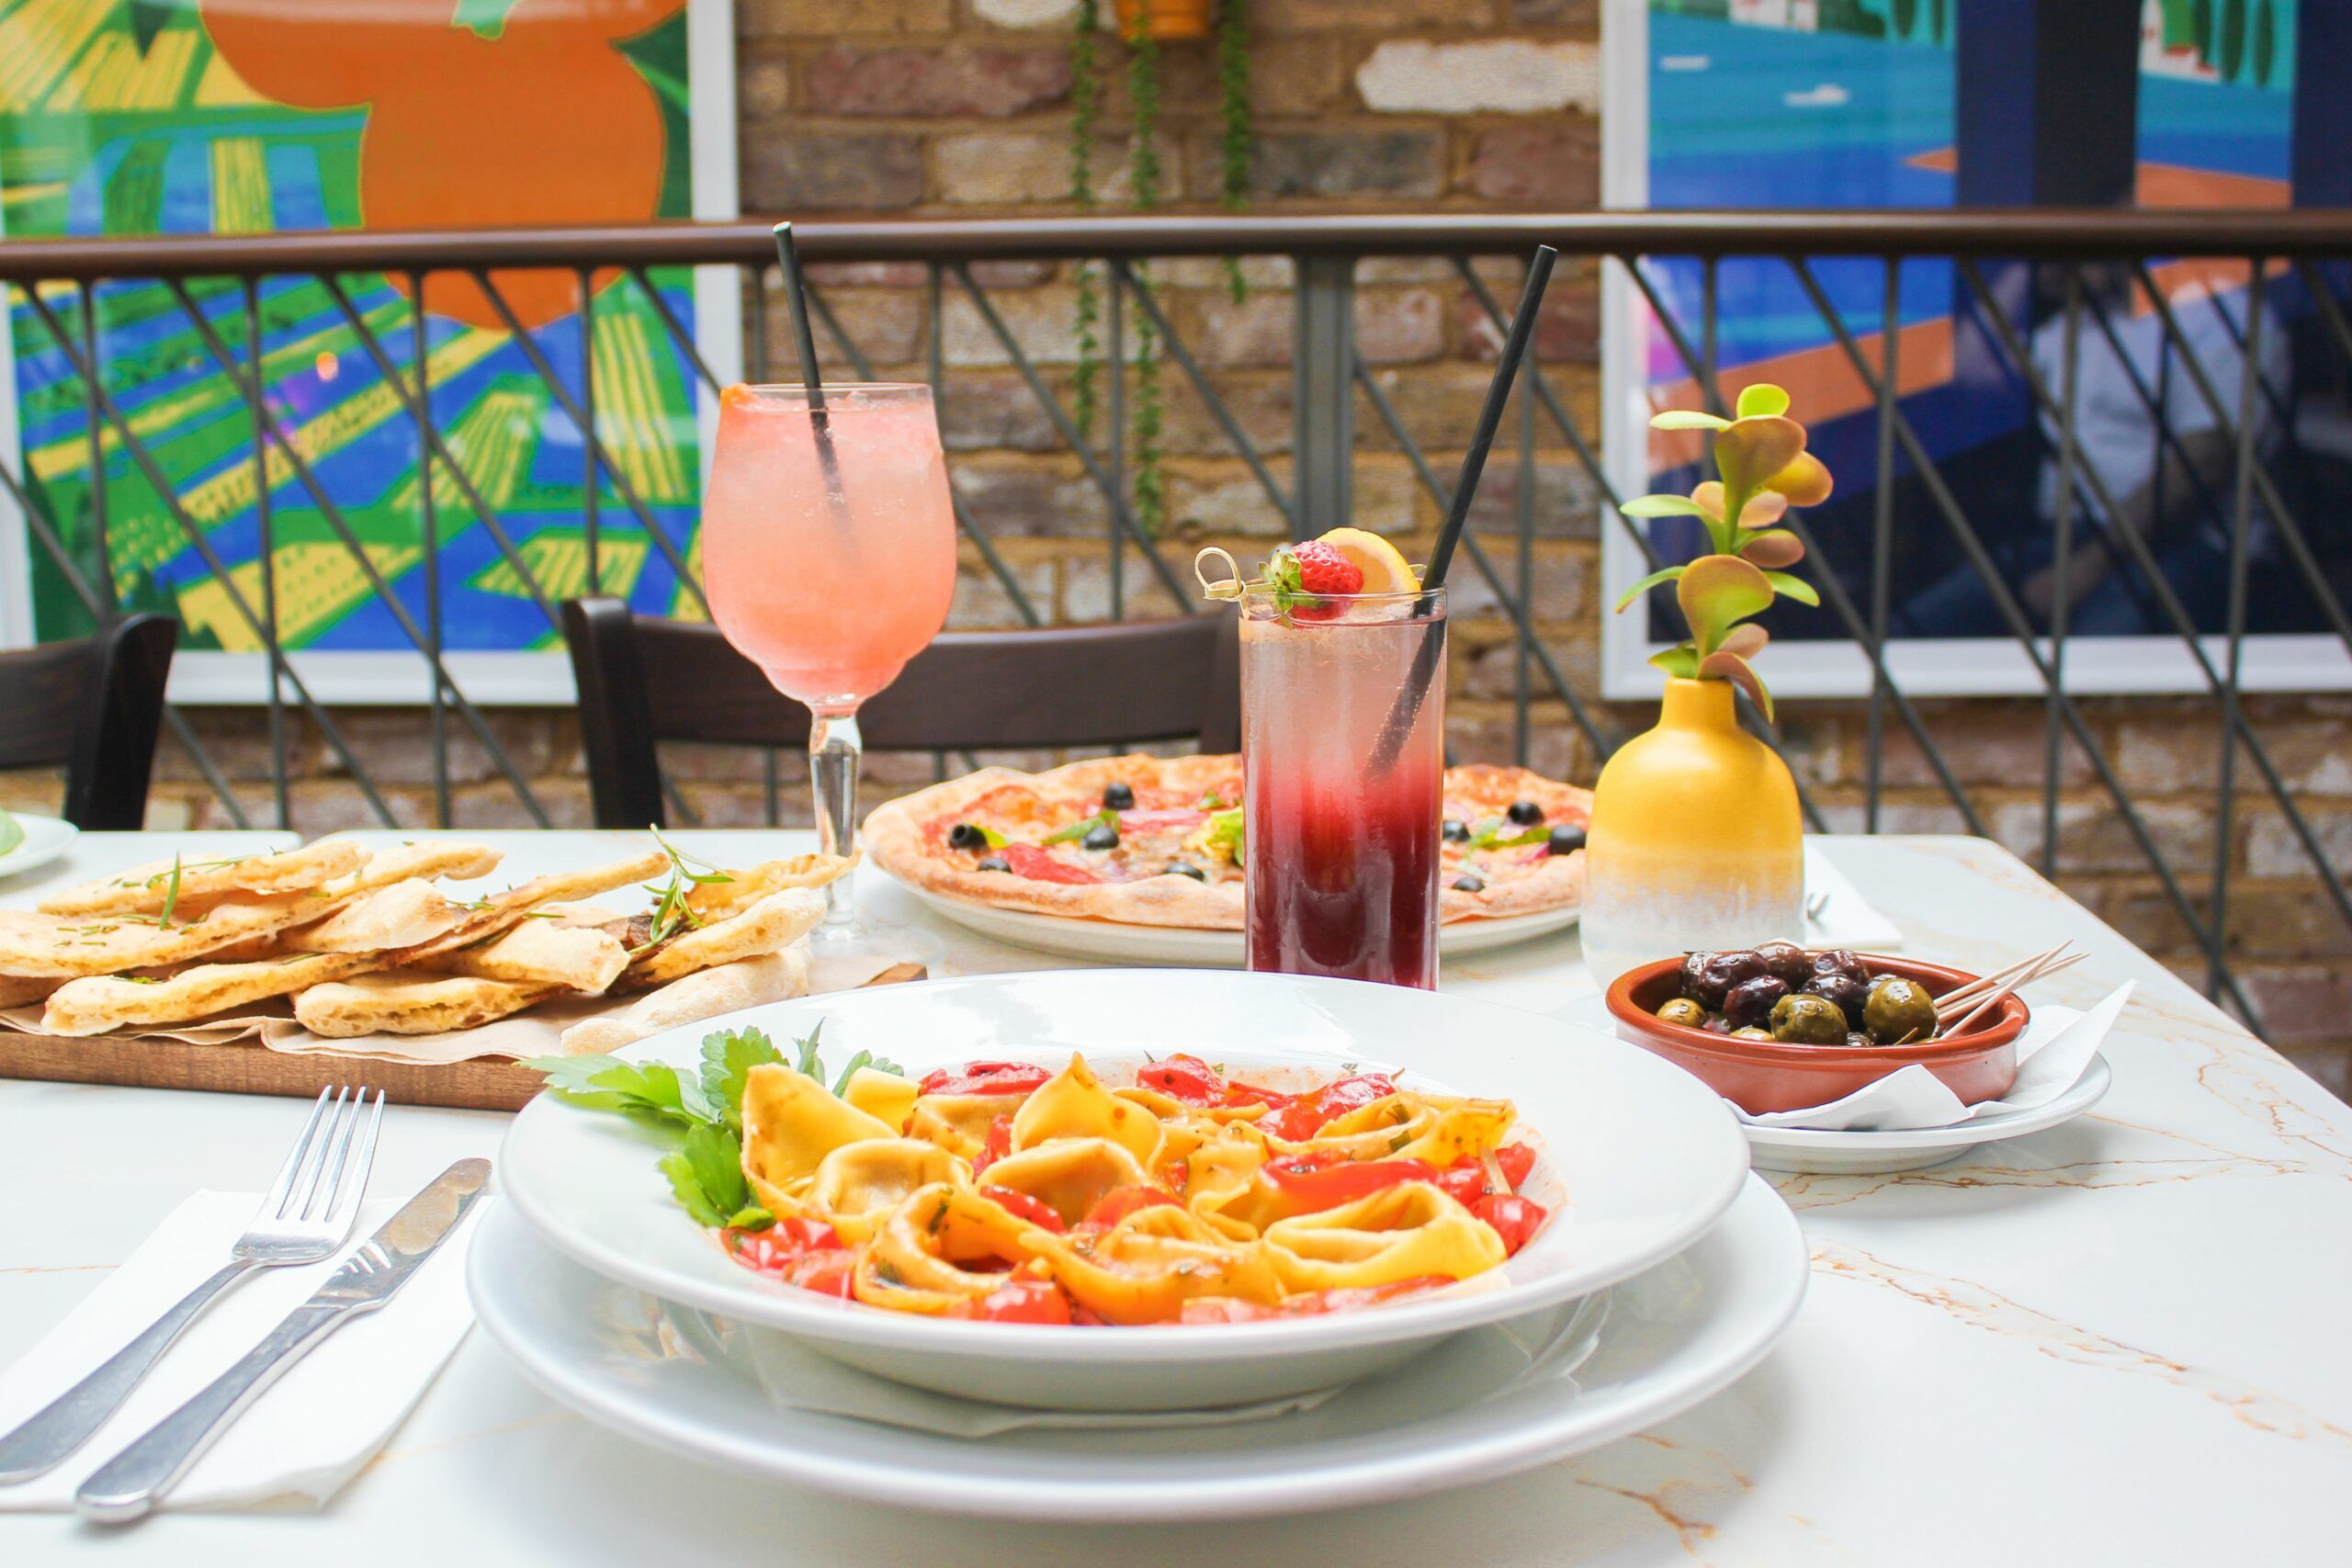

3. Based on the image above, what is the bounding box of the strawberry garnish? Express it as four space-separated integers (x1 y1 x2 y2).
1290 540 1363 597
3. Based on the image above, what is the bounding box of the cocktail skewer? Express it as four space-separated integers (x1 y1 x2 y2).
1940 950 2085 1037
1933 943 2071 1019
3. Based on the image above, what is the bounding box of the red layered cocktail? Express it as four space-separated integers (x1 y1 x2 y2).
1240 581 1446 988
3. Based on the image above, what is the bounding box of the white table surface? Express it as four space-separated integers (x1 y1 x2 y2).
3 831 2347 1564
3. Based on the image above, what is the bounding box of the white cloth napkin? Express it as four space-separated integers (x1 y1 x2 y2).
697 1292 1608 1440
1736 982 2133 1131
0 1190 481 1513
1801 843 1905 951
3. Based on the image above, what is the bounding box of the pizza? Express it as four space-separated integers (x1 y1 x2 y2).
863 753 1589 929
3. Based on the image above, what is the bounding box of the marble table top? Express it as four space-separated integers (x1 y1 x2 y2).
2 831 2346 1564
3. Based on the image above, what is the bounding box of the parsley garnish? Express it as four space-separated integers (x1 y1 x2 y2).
525 1017 903 1233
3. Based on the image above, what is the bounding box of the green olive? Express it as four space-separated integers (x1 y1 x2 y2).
1863 976 1939 1044
1729 1026 1775 1041
1656 997 1709 1029
1770 992 1849 1044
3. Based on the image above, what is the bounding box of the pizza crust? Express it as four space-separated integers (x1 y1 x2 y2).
864 754 1590 931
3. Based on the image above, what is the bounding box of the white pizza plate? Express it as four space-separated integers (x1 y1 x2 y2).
0 812 77 883
1739 1052 2113 1174
497 968 1747 1411
882 871 1578 966
469 1172 1804 1522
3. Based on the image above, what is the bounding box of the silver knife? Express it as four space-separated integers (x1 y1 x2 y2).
74 1158 492 1524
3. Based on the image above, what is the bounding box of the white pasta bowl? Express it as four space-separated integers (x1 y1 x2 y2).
494 968 1748 1411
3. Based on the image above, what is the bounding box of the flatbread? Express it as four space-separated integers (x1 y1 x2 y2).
0 975 59 1009
394 850 670 963
619 886 826 990
684 852 855 923
287 879 469 953
0 892 341 979
294 971 559 1037
417 919 629 993
559 946 812 1057
35 839 369 919
41 951 376 1037
862 753 1590 928
320 840 503 898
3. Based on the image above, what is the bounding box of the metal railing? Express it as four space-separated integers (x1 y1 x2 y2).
4 209 2349 1034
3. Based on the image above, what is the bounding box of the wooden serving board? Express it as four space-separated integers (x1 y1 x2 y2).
0 964 929 1113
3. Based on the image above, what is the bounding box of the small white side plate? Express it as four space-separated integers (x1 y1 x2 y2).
1741 1053 2113 1174
0 813 78 883
468 1173 1806 1523
885 874 1579 967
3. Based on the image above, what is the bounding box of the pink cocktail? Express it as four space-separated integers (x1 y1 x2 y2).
1241 586 1446 988
703 383 956 960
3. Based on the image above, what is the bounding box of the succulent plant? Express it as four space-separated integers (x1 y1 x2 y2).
1611 383 1834 718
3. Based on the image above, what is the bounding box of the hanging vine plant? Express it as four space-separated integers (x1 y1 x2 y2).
1070 0 1253 538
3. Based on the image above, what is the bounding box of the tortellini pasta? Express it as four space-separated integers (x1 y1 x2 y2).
731 1051 1545 1326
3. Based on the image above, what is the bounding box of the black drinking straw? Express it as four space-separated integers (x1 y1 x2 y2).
1368 244 1559 772
771 220 850 512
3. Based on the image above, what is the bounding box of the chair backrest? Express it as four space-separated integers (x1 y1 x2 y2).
562 599 1240 829
0 615 178 829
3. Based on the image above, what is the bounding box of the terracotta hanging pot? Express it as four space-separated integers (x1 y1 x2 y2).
1114 0 1214 41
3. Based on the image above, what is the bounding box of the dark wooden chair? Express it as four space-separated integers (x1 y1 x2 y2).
0 614 178 829
561 598 1241 829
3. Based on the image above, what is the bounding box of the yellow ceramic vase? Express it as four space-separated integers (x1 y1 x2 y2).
1579 677 1804 991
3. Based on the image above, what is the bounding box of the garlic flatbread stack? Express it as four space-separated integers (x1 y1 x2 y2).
0 837 851 1055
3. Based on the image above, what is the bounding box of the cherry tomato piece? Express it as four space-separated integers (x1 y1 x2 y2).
979 1184 1068 1233
1471 1193 1549 1257
917 1061 1052 1098
1261 1072 1399 1141
787 1253 858 1299
945 1278 1074 1325
972 1113 1013 1176
1136 1054 1227 1106
1262 1156 1438 1213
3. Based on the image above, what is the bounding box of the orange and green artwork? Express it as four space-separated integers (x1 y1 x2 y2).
0 0 723 683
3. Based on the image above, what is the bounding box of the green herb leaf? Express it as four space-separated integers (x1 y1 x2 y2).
1205 807 1245 866
1472 822 1551 852
698 1025 782 1134
1649 643 1702 680
792 1021 826 1080
525 1055 715 1130
1735 383 1792 419
1762 570 1820 607
156 853 184 931
658 1122 751 1229
724 1205 775 1232
1043 809 1116 847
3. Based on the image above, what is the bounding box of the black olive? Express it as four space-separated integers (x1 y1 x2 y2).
1690 949 1767 1010
1810 948 1869 987
1754 940 1810 987
977 855 1010 873
1805 971 1870 1020
1679 951 1714 1001
1546 825 1587 856
1081 823 1120 851
947 823 988 852
1452 874 1486 893
1507 799 1544 826
1723 975 1790 1030
1102 783 1136 810
1442 818 1471 842
1165 861 1206 880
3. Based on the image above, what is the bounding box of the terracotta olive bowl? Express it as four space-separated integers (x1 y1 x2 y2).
1604 952 2028 1116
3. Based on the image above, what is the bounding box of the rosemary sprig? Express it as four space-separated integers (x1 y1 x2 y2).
629 829 736 958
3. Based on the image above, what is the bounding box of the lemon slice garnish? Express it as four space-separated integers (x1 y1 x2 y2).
1316 527 1419 594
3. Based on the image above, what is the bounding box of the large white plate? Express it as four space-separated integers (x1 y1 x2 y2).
497 969 1748 1410
1741 1053 2113 1174
469 1173 1804 1522
0 813 77 883
884 871 1579 966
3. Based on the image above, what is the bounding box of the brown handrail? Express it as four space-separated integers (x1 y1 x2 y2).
1 208 2346 281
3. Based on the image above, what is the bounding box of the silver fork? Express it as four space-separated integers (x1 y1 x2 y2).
0 1086 383 1484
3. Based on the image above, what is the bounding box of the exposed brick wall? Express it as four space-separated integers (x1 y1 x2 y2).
3 0 2345 1097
